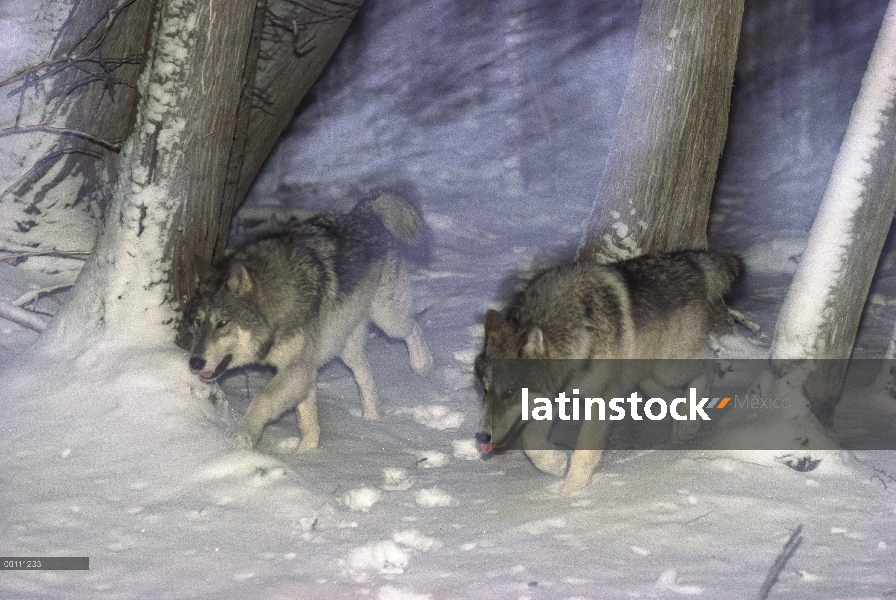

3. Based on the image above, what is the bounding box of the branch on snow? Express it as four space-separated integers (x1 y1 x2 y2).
0 299 48 332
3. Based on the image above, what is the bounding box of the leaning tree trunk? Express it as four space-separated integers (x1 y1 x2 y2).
578 0 743 261
771 0 896 424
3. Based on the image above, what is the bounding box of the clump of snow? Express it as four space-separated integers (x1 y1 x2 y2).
414 487 456 507
411 450 450 468
381 468 414 491
452 438 481 460
276 436 303 452
654 569 703 595
392 529 438 552
345 531 438 583
344 487 383 512
346 540 409 575
399 404 465 430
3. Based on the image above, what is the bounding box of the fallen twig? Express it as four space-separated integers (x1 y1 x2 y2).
757 524 803 600
729 307 762 338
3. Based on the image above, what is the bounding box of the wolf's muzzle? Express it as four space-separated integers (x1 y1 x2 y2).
189 354 232 380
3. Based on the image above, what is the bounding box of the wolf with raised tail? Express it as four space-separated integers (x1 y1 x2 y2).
184 193 433 452
475 250 742 493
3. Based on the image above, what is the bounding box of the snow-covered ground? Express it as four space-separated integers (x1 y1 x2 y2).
2 1 896 598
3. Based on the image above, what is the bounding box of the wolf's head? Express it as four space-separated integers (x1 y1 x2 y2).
474 309 551 455
184 261 274 381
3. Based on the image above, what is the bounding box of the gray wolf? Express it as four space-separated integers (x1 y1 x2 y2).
184 193 433 452
474 250 742 493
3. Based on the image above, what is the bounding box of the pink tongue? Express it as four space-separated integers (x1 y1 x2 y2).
480 442 494 454
199 371 214 379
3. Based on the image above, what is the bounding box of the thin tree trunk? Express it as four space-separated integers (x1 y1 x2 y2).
578 0 743 261
771 0 896 423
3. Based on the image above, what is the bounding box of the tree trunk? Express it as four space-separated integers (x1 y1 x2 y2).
771 0 896 423
0 0 363 350
578 0 743 261
208 0 365 270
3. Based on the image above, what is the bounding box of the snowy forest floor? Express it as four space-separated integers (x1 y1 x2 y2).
3 1 896 598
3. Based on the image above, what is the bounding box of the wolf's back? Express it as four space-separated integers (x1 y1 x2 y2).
687 250 742 300
351 193 427 251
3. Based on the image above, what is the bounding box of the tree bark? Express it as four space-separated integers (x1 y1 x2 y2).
578 0 743 261
771 0 896 423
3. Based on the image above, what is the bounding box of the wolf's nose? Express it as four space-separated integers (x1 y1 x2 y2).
189 357 206 372
475 432 491 445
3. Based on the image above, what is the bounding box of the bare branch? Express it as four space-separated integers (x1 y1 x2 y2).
0 299 48 332
0 250 90 262
13 282 76 307
0 125 120 151
757 524 803 600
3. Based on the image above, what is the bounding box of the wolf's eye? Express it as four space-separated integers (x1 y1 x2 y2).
216 319 229 329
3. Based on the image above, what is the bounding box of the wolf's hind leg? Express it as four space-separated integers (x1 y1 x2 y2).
403 322 433 375
370 262 433 375
340 322 379 420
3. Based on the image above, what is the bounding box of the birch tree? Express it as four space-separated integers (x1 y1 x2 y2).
771 0 896 424
578 0 743 261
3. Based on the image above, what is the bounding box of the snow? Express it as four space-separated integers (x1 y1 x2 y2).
2 1 896 598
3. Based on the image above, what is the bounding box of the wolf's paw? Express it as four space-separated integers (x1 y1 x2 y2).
410 346 433 375
526 450 568 477
296 437 319 454
671 419 701 444
231 429 255 450
556 475 589 495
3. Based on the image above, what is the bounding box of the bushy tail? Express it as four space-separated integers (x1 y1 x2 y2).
689 250 742 300
353 192 427 248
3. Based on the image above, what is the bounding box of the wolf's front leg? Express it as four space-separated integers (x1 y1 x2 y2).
671 373 710 444
559 418 610 494
295 386 320 453
236 369 314 449
522 419 568 477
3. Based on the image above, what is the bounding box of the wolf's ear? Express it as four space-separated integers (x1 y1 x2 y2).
192 254 216 288
522 326 547 359
484 309 503 347
226 263 253 296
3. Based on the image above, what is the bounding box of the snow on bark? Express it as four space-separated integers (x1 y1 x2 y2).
772 0 896 360
35 0 256 351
